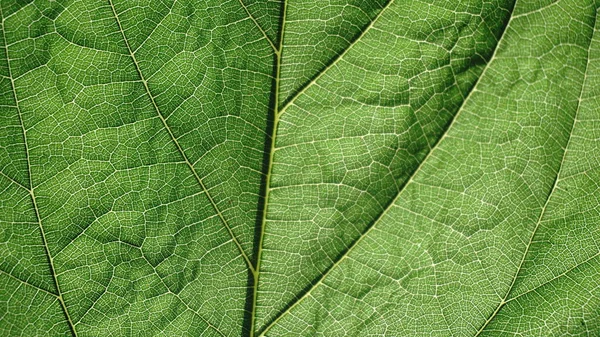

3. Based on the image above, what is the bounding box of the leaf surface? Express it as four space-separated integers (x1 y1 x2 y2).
1 0 599 336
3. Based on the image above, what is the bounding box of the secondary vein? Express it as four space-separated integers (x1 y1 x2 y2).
107 0 255 277
258 0 516 333
474 4 597 335
0 268 59 298
1 7 78 336
505 251 600 305
238 0 278 54
0 170 29 191
276 0 394 116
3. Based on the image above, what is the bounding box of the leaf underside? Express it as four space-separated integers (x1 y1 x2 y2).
1 0 599 336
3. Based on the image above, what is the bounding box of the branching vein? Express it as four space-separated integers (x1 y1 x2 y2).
106 0 255 278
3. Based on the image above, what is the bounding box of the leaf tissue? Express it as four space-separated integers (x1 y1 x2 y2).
1 0 599 336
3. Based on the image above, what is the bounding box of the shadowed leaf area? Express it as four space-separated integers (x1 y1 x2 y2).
1 0 599 336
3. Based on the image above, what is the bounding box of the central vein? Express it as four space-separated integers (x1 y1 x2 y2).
249 1 288 336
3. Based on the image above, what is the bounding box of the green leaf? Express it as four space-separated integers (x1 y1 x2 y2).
1 0 599 336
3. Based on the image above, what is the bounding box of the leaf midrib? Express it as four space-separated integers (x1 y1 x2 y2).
248 0 288 335
5 1 593 336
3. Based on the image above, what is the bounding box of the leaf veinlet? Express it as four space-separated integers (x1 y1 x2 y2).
0 6 78 337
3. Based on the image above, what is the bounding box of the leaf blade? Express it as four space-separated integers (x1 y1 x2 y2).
256 0 516 332
1 0 599 336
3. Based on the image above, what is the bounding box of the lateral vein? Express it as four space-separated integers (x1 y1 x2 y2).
258 0 516 333
0 7 78 335
0 268 59 298
474 4 597 335
107 0 256 277
0 170 29 191
238 0 278 54
276 0 394 116
505 251 600 304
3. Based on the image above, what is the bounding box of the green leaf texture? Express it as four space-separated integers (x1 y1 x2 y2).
1 0 599 336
